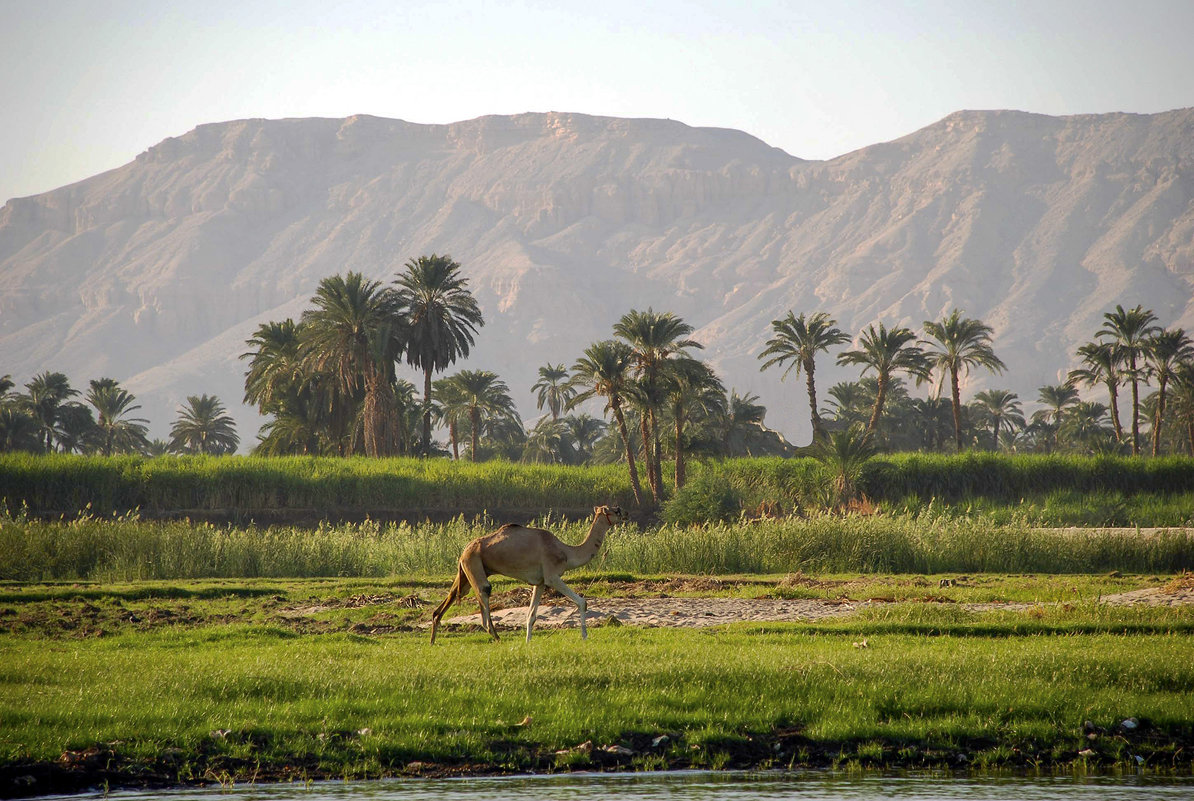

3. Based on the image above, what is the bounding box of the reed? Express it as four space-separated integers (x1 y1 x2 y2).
4 509 1190 582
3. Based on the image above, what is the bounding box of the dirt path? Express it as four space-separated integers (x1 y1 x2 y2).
440 581 1194 631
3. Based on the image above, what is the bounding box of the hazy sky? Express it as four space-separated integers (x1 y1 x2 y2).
3 0 1193 204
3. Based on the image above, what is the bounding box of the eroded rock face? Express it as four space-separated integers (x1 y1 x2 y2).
2 109 1193 443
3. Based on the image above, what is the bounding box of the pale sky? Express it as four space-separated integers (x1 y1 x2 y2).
3 0 1194 204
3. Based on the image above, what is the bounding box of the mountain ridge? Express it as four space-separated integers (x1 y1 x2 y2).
3 108 1193 445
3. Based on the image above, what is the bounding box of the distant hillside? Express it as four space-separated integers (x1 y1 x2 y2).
2 108 1192 444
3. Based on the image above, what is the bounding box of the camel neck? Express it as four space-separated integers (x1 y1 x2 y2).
566 516 609 568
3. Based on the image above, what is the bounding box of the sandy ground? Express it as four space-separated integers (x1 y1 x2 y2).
438 583 1194 632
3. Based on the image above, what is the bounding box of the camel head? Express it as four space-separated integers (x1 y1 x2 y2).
590 504 628 550
594 504 628 528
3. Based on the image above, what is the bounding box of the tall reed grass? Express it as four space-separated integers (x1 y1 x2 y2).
3 508 1189 581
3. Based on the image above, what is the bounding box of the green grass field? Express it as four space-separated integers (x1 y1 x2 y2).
2 574 1192 795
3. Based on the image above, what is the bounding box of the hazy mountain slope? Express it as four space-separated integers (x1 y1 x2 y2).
2 109 1192 445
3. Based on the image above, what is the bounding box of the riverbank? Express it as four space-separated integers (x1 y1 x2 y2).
2 575 1192 797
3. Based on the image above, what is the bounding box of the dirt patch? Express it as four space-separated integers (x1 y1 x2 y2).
438 581 1194 631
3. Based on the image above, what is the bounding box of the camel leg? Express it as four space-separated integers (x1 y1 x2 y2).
429 563 469 644
547 576 588 640
525 584 544 642
460 551 499 642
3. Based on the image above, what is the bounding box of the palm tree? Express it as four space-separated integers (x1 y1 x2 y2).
662 357 724 489
813 424 876 510
1168 362 1194 455
1144 328 1194 456
23 371 78 452
971 389 1025 450
531 364 575 421
394 254 484 454
169 394 240 455
613 308 702 500
824 381 870 428
758 311 850 443
1097 305 1161 455
1068 340 1124 443
921 310 1005 451
569 340 644 506
0 375 13 398
837 323 931 441
523 417 572 464
243 319 331 455
1033 383 1079 452
433 374 470 459
85 379 150 456
0 404 41 452
448 370 519 462
55 402 98 454
720 389 769 457
562 414 606 464
1059 401 1113 453
301 272 404 458
243 319 304 415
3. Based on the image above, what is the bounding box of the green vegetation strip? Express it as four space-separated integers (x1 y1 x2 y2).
2 620 1192 791
4 453 1194 527
4 511 1191 582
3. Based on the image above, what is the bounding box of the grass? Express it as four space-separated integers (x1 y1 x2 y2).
4 507 1191 582
4 452 1194 527
1 579 1192 789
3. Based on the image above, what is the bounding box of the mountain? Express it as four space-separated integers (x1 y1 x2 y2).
2 109 1193 446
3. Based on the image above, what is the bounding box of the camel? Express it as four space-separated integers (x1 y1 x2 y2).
429 504 629 643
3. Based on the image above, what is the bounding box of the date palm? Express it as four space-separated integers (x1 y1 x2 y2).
1097 304 1160 455
922 310 1005 451
22 371 79 452
433 374 470 459
1168 362 1194 454
613 308 702 500
532 364 575 421
394 254 484 455
1059 401 1112 453
971 389 1024 450
720 389 769 457
759 311 850 443
1144 328 1194 456
837 323 931 441
449 369 519 462
569 340 644 506
301 272 404 458
169 394 240 455
562 413 606 464
85 379 149 456
1068 340 1124 443
1032 383 1079 452
663 357 725 489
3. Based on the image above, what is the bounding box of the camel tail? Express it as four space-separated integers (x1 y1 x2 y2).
430 562 470 643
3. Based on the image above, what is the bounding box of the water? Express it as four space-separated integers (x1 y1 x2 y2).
49 772 1194 801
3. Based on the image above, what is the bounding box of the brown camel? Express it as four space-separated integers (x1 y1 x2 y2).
429 504 628 643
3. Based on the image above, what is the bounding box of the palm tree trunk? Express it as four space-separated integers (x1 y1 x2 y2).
640 415 660 502
674 403 686 490
449 421 459 460
422 367 433 455
1129 355 1140 456
611 400 644 506
1106 380 1123 442
991 416 1000 450
650 408 663 497
950 367 963 452
865 375 888 441
470 406 480 462
804 357 823 443
1152 376 1169 457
